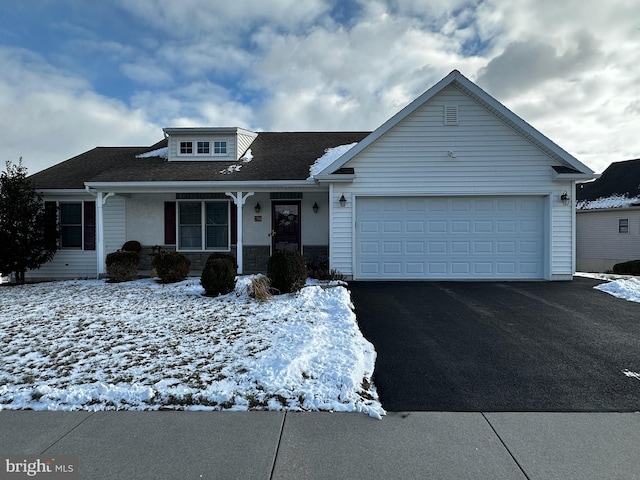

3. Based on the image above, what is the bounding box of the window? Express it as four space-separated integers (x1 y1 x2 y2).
619 218 629 234
197 141 210 154
60 203 82 248
180 141 193 154
213 141 227 154
52 202 96 250
178 201 229 250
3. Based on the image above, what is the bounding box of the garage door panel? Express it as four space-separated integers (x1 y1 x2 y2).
357 196 545 280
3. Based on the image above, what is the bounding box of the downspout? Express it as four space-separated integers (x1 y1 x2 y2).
225 191 254 274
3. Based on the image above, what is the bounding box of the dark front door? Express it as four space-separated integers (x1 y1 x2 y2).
272 201 301 253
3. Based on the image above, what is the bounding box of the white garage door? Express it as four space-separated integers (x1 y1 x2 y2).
356 196 545 280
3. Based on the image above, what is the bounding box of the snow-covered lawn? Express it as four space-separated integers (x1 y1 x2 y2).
0 277 385 418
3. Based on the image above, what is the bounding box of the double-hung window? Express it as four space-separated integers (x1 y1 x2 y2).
47 201 96 250
178 201 229 250
60 203 83 248
619 218 629 234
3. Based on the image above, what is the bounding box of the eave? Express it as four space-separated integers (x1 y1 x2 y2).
83 180 326 194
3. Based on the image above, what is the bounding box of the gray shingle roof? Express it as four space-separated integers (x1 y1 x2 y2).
577 158 640 201
29 132 370 189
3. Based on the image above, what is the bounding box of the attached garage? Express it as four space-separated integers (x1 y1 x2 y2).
316 70 595 281
356 196 546 280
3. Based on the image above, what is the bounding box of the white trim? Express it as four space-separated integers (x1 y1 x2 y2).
84 180 325 193
175 199 232 252
225 191 254 274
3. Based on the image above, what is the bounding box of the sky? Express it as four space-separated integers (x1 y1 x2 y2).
0 0 638 175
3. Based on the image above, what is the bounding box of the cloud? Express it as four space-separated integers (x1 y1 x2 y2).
0 47 160 174
476 32 601 98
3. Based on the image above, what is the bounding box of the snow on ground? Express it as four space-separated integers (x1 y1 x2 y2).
577 194 640 210
307 143 357 180
577 272 640 303
0 277 385 418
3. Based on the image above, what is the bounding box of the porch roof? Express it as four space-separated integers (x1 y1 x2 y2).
29 132 370 190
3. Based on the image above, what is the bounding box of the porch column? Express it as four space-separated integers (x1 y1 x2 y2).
95 192 115 277
225 191 254 274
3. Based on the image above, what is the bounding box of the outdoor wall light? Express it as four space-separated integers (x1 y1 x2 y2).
560 191 570 206
312 202 319 214
255 202 261 213
447 150 457 158
339 194 347 207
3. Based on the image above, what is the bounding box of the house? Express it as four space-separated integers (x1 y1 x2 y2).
576 158 640 272
28 70 595 281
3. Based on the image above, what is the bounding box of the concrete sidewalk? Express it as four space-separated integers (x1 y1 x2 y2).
1 411 638 479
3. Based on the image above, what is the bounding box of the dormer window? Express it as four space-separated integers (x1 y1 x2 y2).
197 141 210 154
214 141 227 154
164 127 257 162
180 141 193 155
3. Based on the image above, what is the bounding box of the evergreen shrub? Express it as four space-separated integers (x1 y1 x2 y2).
121 240 142 253
201 258 236 296
267 249 307 294
612 260 640 275
106 250 139 282
152 250 190 283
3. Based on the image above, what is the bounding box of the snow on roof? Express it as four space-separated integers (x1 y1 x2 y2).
307 143 357 181
577 194 640 210
135 146 168 159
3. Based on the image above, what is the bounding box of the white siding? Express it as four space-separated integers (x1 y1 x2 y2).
104 196 126 256
237 132 257 158
576 208 640 272
26 250 97 280
329 85 574 279
27 194 98 280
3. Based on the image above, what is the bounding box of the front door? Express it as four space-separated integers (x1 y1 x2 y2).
272 201 301 253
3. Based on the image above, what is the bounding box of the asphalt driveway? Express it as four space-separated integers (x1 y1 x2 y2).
350 277 640 412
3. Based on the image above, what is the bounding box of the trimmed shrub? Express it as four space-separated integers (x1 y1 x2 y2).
267 249 307 294
201 258 236 297
612 260 640 275
121 240 142 253
152 250 191 283
205 252 238 272
106 250 139 282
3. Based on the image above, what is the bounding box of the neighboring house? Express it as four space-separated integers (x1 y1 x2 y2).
576 158 640 272
28 70 595 281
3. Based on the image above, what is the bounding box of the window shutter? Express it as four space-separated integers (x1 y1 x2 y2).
83 201 96 250
44 201 58 250
164 202 176 245
230 202 237 245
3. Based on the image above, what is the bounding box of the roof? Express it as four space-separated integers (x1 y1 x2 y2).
29 132 370 190
319 70 595 178
577 158 640 201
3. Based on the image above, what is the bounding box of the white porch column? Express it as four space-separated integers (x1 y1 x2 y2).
95 192 115 277
225 191 254 274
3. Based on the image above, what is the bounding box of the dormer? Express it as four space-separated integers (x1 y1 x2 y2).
163 127 258 162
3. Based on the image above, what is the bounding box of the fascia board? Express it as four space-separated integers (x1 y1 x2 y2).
84 180 326 193
37 189 90 196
